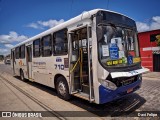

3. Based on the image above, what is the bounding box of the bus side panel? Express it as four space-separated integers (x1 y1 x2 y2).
14 58 27 78
14 59 20 76
21 58 28 79
32 55 69 89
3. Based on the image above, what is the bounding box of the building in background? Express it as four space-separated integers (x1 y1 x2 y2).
138 29 160 72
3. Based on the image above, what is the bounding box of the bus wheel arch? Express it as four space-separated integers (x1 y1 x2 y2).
54 74 71 100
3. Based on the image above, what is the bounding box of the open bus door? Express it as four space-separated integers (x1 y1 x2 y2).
26 45 32 79
68 26 94 102
11 50 15 74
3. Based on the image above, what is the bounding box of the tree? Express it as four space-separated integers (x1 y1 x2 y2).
156 35 160 46
0 55 4 61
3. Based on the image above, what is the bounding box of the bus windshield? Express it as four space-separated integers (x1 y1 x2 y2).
97 24 140 67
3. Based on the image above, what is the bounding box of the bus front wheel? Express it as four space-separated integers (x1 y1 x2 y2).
56 76 71 100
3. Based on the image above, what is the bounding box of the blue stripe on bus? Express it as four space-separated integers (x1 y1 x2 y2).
99 79 142 104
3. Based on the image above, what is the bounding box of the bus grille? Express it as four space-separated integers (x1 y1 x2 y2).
112 76 138 87
121 77 135 86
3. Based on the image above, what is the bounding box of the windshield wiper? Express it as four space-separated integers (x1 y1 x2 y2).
97 23 108 26
108 23 116 29
97 23 117 29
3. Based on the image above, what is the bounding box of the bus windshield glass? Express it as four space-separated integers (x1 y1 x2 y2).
97 24 140 67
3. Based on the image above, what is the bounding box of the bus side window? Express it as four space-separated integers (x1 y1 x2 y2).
41 35 52 57
89 27 92 38
33 39 41 57
19 45 25 59
15 47 19 59
53 29 68 55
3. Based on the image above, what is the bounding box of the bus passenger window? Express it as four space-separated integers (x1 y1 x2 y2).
89 27 92 38
19 45 25 59
33 39 41 57
15 47 19 59
53 29 68 55
41 35 52 57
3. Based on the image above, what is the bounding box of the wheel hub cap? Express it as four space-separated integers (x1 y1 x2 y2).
58 81 66 96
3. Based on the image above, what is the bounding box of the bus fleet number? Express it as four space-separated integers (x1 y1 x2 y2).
54 64 64 70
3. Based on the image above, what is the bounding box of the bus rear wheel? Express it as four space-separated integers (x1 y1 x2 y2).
20 70 26 82
56 76 71 100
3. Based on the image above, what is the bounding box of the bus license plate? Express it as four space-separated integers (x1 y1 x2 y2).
127 88 133 93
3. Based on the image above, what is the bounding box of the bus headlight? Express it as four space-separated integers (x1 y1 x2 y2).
98 79 117 90
138 74 142 81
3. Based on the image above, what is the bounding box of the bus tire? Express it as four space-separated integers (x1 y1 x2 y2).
20 70 26 82
56 76 71 100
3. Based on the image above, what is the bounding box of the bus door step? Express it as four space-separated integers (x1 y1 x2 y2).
71 90 79 94
73 92 95 102
82 84 89 94
73 92 90 101
82 84 94 95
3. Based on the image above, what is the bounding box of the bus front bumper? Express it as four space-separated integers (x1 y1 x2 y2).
99 79 141 104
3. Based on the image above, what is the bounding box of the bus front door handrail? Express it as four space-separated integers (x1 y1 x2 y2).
69 55 80 74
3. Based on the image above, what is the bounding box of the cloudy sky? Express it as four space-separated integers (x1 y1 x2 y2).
0 0 160 55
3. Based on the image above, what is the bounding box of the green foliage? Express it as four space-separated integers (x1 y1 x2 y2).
156 35 160 46
0 55 4 61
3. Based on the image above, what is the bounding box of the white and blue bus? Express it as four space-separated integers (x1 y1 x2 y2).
11 9 148 104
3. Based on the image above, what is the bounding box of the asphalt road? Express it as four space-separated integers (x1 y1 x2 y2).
0 63 160 119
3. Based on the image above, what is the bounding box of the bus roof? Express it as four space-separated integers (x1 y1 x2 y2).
12 9 133 49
